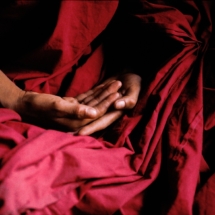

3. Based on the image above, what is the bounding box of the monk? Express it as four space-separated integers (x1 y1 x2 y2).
0 1 214 214
0 70 141 135
0 1 142 136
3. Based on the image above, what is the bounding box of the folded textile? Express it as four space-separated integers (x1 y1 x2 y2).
0 0 214 214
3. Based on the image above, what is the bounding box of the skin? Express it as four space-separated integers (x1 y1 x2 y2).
76 73 142 135
0 70 141 135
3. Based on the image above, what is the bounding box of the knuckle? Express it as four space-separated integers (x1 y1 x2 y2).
103 99 110 108
52 99 61 110
101 99 110 112
104 86 112 95
109 92 119 101
95 102 108 116
76 107 84 118
78 93 87 100
71 97 78 102
92 96 100 104
83 95 93 104
106 82 119 94
93 107 100 116
127 98 136 108
63 97 77 103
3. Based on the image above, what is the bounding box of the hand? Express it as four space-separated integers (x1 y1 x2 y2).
102 73 142 110
76 72 142 135
15 80 122 131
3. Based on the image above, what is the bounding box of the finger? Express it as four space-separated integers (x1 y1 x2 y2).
53 117 91 131
58 98 98 119
75 90 94 103
78 110 123 135
84 80 122 106
75 84 104 102
114 86 141 109
93 92 120 117
73 104 98 119
75 80 116 103
62 92 119 119
99 76 117 86
82 80 119 105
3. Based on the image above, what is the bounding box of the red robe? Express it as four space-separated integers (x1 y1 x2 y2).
0 0 214 214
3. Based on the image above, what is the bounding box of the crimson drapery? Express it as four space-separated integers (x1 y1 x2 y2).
0 0 214 214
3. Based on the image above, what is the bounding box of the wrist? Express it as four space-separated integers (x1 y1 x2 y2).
14 91 38 115
0 69 26 111
6 88 25 112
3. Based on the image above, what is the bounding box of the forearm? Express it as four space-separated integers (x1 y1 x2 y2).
0 70 24 110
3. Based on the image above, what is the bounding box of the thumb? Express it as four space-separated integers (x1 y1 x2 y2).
72 104 98 119
114 88 140 109
61 97 98 119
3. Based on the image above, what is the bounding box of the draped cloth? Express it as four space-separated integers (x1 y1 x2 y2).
0 0 214 214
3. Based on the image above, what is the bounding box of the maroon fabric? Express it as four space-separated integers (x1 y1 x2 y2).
0 0 214 214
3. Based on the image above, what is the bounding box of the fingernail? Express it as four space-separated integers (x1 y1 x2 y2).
87 108 97 117
116 100 125 109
